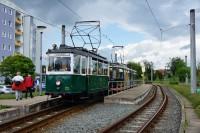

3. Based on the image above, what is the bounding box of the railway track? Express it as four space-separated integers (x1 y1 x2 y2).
100 85 168 133
0 100 98 133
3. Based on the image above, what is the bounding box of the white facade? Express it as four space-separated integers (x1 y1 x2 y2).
23 16 37 63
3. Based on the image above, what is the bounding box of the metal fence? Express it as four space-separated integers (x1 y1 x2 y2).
108 80 142 95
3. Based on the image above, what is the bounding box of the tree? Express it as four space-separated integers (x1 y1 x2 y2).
155 70 164 80
143 60 154 81
168 57 189 82
0 55 35 78
197 62 200 81
127 61 142 79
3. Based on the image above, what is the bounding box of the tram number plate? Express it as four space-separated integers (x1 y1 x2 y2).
65 86 70 91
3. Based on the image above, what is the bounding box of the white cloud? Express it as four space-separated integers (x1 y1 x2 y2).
122 34 200 69
9 0 200 68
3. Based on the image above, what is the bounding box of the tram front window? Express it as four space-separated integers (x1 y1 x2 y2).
48 56 71 72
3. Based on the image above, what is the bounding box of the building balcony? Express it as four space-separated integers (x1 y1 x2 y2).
15 18 22 25
15 29 23 35
15 40 22 47
16 11 21 17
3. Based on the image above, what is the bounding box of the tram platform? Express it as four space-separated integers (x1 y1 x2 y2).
104 84 152 104
0 95 50 106
0 95 63 122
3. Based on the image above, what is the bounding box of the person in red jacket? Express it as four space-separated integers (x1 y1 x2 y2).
12 72 26 101
24 74 34 98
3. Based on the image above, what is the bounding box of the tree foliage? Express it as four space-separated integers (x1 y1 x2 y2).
143 60 153 81
155 70 164 80
0 55 35 77
197 62 200 81
127 61 142 79
168 57 189 82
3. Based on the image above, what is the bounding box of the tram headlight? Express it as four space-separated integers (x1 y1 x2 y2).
56 80 61 86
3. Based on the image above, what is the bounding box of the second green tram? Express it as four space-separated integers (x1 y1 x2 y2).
45 45 109 99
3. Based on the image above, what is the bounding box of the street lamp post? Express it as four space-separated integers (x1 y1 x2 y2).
37 26 46 96
151 62 153 82
141 63 145 84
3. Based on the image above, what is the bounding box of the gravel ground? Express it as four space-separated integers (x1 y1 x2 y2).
44 103 138 133
151 87 182 133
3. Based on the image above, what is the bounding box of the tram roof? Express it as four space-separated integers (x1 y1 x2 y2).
46 45 107 62
109 63 137 73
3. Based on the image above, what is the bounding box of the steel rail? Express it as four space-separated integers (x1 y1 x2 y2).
0 100 98 133
0 102 64 132
100 85 157 133
14 104 88 133
137 85 168 133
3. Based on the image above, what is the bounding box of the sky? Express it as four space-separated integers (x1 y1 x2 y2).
9 0 200 69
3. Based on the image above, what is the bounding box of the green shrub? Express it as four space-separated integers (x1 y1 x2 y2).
0 105 10 110
163 84 200 118
169 81 179 84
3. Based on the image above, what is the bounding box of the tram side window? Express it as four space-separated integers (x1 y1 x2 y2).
92 59 98 75
74 55 81 74
48 57 54 71
81 56 87 74
98 61 103 75
88 57 92 75
103 63 108 75
112 68 117 79
119 68 124 80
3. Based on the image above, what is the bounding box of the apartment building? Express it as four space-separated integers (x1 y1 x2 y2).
0 3 15 61
0 0 39 74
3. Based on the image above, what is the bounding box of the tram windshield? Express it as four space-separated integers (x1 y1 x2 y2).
48 56 71 72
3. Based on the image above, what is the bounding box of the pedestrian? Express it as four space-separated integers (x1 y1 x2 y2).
35 78 40 94
12 72 26 101
24 74 34 98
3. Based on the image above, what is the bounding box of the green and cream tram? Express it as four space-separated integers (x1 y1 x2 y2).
45 45 109 99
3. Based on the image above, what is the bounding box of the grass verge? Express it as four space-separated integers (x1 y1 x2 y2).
160 83 200 118
0 105 10 110
0 91 46 99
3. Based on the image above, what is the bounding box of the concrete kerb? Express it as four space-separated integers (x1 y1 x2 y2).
0 97 64 122
133 86 153 105
104 85 153 105
0 107 20 123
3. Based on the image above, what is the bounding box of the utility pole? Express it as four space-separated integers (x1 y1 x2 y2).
151 62 153 82
185 55 188 84
190 9 197 94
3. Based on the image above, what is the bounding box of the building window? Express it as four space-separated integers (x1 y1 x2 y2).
8 45 11 51
1 32 6 38
3 44 6 50
9 9 12 15
9 33 12 39
3 19 6 25
2 56 5 61
3 7 7 13
8 21 12 27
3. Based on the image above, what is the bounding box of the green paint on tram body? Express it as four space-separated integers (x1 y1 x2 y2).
46 74 108 95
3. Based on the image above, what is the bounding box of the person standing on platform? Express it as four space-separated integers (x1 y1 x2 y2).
12 72 25 101
24 74 34 98
35 78 40 94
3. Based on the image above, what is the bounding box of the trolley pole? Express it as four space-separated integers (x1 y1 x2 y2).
190 9 197 94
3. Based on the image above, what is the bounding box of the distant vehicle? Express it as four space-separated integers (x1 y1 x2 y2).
0 85 15 94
